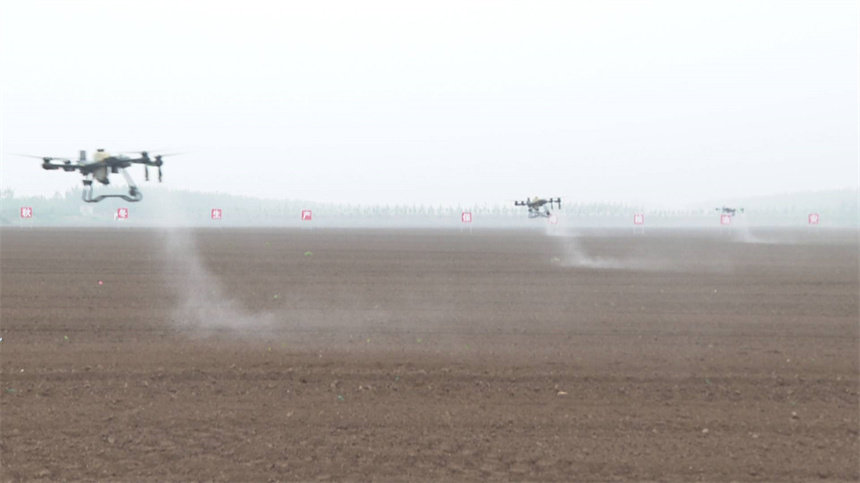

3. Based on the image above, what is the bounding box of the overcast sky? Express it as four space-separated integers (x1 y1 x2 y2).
1 0 857 207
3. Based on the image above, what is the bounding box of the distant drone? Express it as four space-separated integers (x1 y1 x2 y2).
515 197 561 218
716 206 744 216
17 149 177 202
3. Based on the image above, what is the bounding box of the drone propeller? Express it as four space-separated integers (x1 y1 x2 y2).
10 153 71 162
118 148 172 155
10 153 46 159
117 150 183 156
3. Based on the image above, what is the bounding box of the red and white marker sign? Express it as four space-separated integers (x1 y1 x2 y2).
633 214 644 225
117 208 129 219
461 212 472 223
808 213 820 225
301 210 313 221
548 214 559 224
211 208 222 220
720 214 731 225
20 207 33 218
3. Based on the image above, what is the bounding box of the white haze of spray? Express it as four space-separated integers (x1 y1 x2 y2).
707 215 805 245
547 223 744 273
544 221 671 270
151 200 277 335
153 194 396 336
164 230 276 336
555 232 682 272
161 229 401 337
729 219 774 245
548 223 827 273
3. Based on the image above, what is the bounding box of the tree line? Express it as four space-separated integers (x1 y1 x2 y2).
1 186 856 226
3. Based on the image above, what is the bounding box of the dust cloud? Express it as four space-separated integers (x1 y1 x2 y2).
554 232 680 272
545 226 737 273
153 219 392 338
724 217 773 245
149 199 276 336
162 230 276 336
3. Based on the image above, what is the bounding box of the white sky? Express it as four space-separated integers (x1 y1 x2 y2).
1 0 857 207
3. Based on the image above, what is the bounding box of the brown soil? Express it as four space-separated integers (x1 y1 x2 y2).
1 228 857 482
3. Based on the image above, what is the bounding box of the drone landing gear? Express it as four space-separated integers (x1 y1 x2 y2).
81 170 144 203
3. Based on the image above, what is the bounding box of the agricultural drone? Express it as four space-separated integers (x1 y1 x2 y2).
17 149 177 202
514 197 562 218
716 206 744 216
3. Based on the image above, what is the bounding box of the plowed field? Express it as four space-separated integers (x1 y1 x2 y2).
1 228 857 482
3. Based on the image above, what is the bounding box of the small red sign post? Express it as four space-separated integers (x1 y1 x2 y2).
808 213 820 225
632 213 645 234
720 214 731 225
301 210 313 221
116 207 129 220
460 211 473 234
20 207 33 219
211 208 222 220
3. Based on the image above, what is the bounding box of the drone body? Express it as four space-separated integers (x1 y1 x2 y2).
514 197 561 218
716 206 744 216
32 149 172 202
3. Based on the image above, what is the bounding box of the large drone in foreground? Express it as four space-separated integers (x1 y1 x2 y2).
19 149 177 202
515 197 561 218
